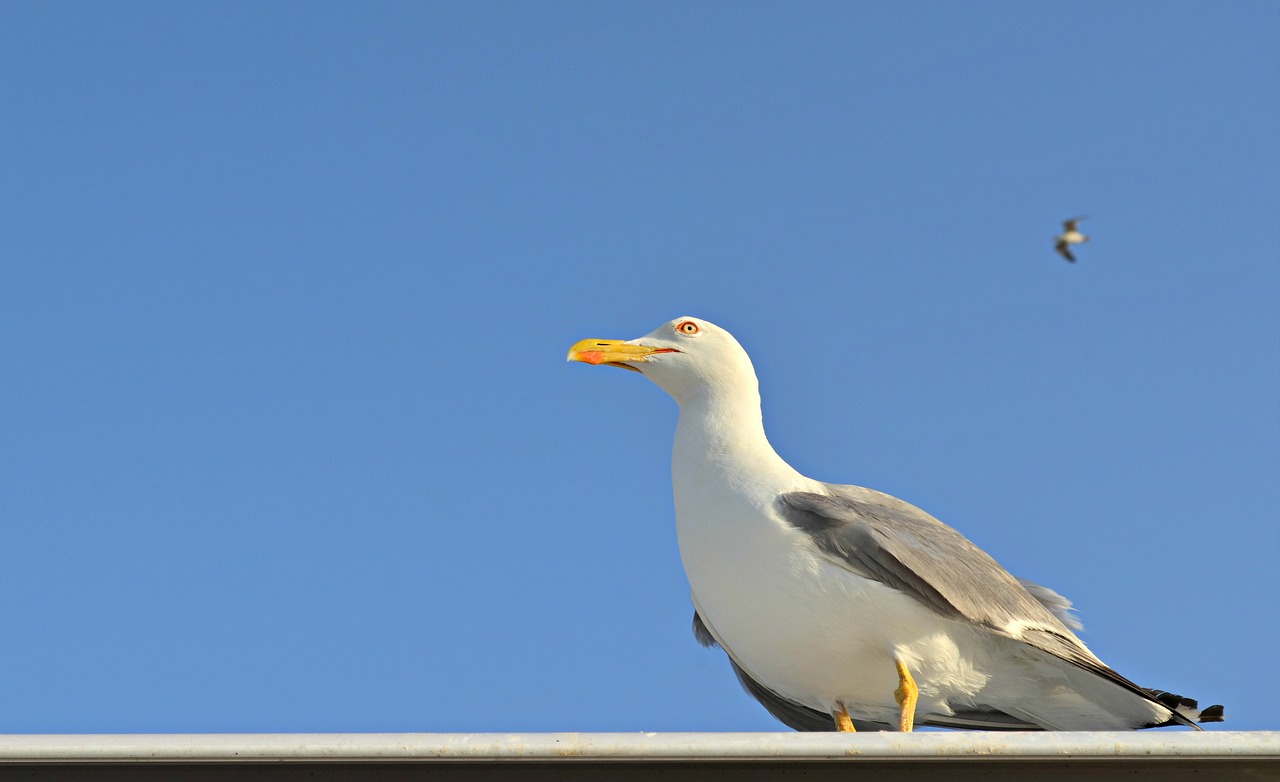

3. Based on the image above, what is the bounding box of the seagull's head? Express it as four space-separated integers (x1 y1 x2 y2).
567 316 758 405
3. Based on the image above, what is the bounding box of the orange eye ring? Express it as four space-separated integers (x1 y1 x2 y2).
676 321 700 335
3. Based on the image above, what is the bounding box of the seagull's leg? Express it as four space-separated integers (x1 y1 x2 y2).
833 701 856 732
894 658 918 732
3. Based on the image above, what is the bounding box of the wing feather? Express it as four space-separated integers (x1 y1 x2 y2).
776 488 1077 639
775 487 1202 729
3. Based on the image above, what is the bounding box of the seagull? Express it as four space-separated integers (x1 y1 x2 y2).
1055 216 1089 262
568 317 1223 732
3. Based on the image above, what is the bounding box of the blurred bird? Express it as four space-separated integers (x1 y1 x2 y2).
1055 216 1089 262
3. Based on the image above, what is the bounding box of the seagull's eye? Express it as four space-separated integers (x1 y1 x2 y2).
676 321 700 335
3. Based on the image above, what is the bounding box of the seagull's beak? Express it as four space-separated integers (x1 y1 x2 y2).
566 339 678 372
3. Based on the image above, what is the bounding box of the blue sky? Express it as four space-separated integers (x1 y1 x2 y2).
2 2 1276 733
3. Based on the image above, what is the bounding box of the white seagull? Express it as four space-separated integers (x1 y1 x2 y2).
568 317 1223 732
1055 216 1089 262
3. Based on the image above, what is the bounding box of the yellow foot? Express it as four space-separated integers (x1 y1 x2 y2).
833 701 857 733
894 658 919 732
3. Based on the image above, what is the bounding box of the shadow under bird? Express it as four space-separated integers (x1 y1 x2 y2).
1055 216 1089 262
568 317 1223 732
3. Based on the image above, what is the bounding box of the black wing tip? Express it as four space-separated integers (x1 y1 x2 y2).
1143 688 1227 725
1198 704 1226 723
1145 689 1195 711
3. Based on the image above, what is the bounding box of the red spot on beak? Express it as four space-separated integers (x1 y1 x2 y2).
577 350 606 365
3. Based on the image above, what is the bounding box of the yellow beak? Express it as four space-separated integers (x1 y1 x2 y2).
566 339 676 372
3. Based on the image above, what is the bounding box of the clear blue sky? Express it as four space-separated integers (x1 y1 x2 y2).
2 2 1276 733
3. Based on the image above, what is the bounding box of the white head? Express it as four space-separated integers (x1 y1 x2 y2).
567 317 759 407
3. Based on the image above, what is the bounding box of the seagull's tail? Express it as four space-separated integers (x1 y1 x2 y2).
1142 688 1226 725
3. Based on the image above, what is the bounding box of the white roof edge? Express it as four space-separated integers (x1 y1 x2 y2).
0 732 1276 763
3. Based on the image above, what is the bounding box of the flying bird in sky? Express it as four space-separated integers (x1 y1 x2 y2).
568 317 1223 732
1055 216 1089 262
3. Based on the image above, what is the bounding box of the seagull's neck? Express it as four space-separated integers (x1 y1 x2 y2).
671 384 803 493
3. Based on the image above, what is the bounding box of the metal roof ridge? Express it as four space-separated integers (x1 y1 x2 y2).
1 731 1277 763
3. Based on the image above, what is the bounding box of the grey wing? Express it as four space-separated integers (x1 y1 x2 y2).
776 487 1200 729
776 488 1077 639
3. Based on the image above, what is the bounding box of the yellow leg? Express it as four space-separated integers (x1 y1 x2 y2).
833 701 857 733
894 658 918 732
